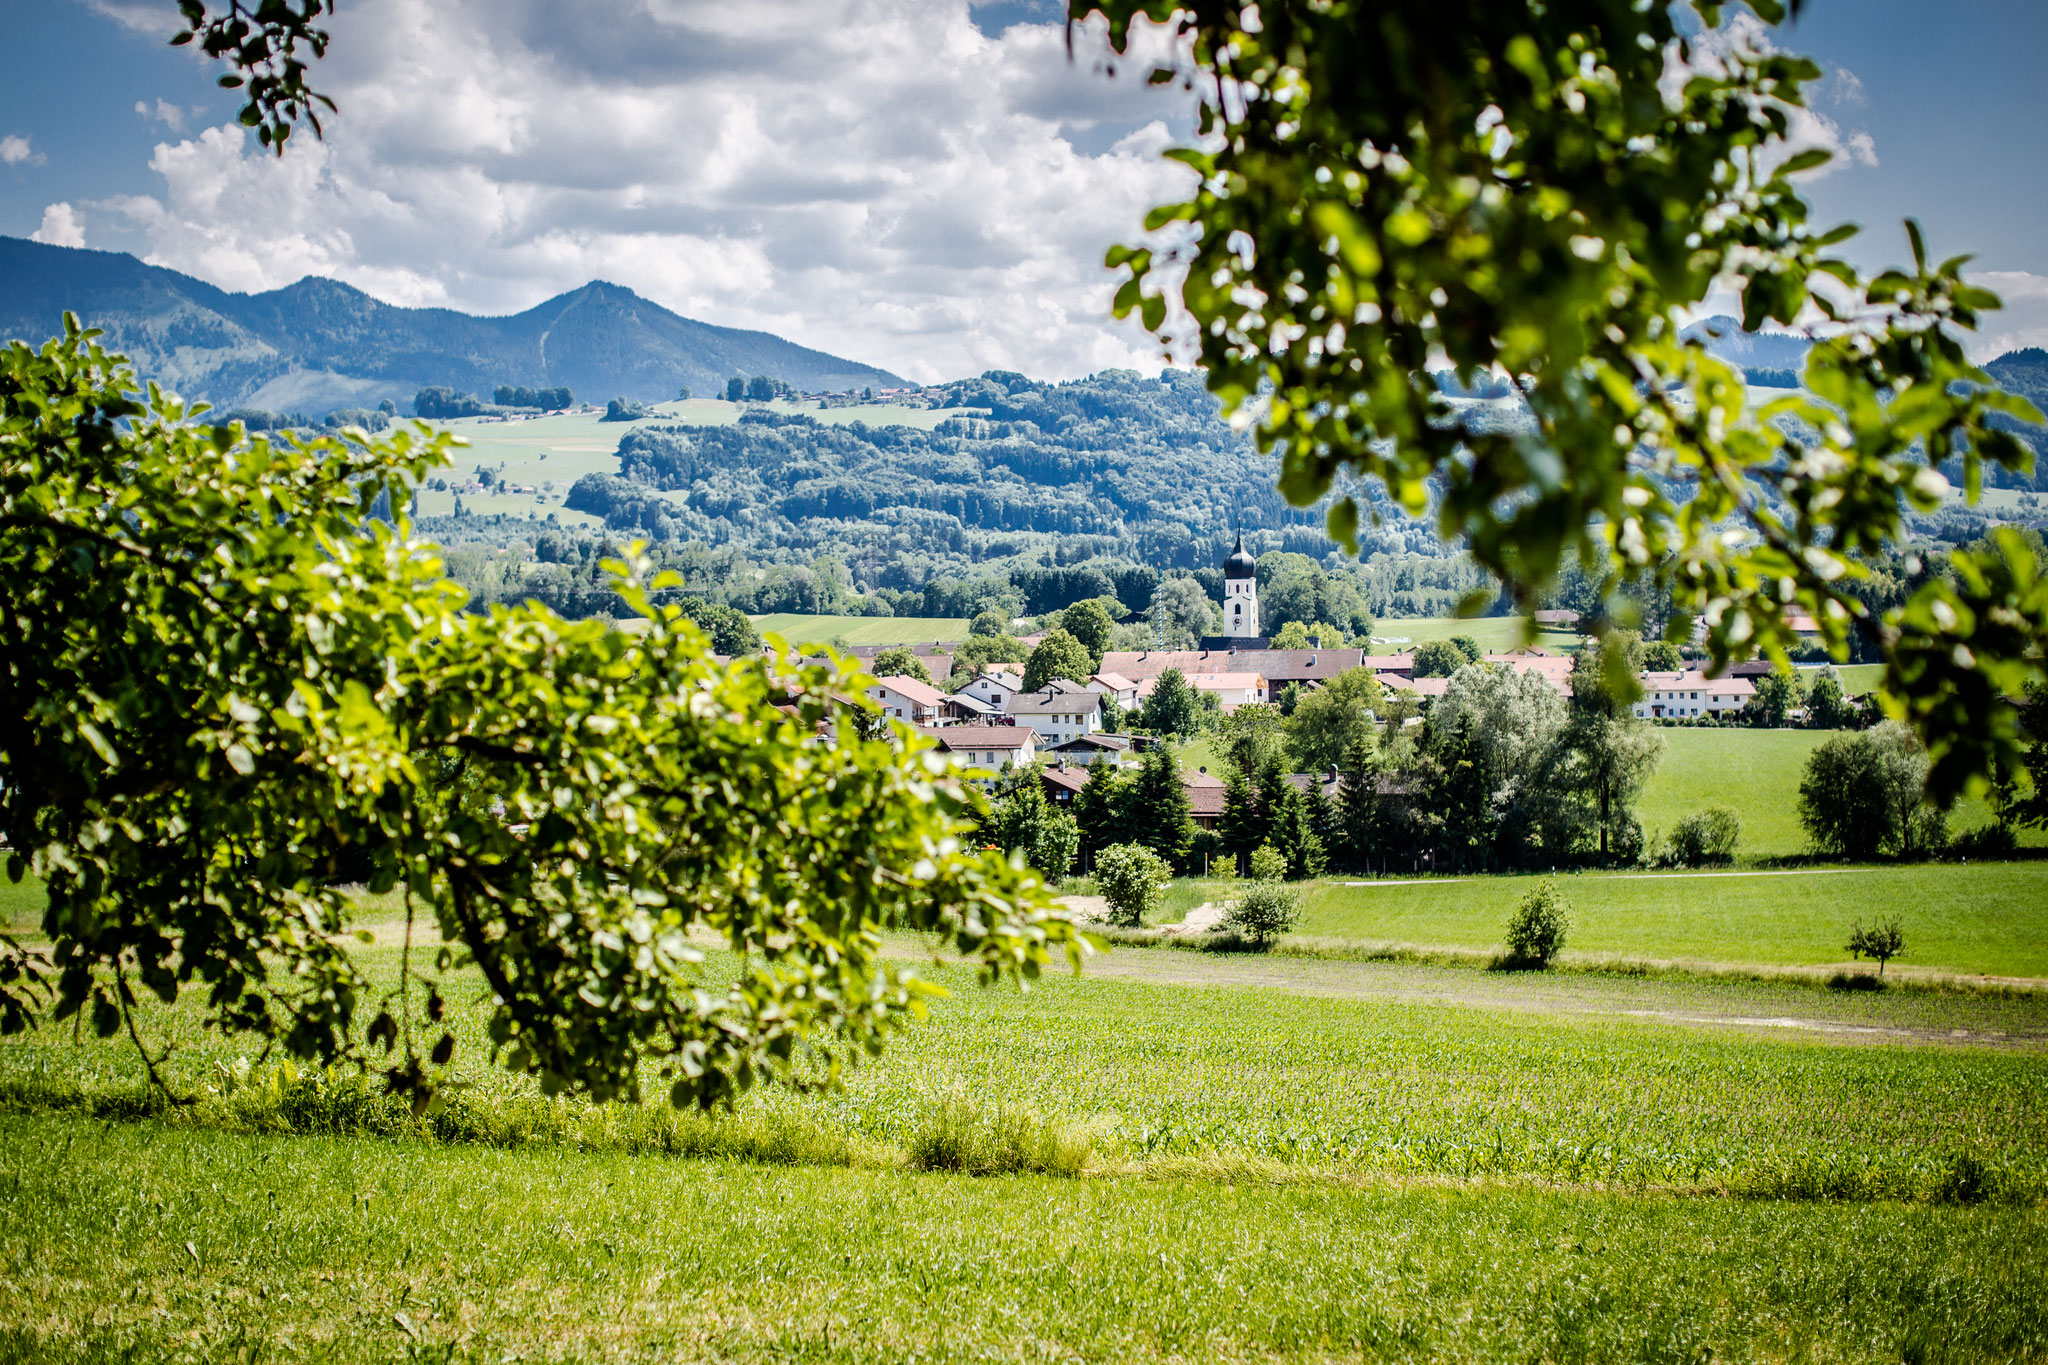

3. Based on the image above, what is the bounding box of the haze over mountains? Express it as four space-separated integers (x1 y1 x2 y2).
0 237 907 415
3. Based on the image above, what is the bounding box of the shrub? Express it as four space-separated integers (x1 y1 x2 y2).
1948 822 2019 861
1222 879 1299 947
1503 879 1571 967
1095 843 1171 928
1246 842 1287 882
1666 806 1741 867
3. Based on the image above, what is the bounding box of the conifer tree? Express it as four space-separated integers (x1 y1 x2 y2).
1123 747 1194 869
1216 771 1260 877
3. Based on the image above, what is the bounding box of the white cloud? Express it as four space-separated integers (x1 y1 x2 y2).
1 135 44 167
1968 271 2048 362
135 98 188 132
1668 14 1877 178
105 0 1199 382
31 202 86 248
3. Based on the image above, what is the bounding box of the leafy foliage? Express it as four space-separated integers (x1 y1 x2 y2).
871 648 934 685
1846 917 1907 975
1023 629 1092 691
1224 875 1299 946
0 320 1083 1105
1094 843 1171 928
984 776 1081 882
1080 0 2047 799
1503 880 1572 968
1140 668 1200 738
1666 807 1742 868
1798 723 1947 861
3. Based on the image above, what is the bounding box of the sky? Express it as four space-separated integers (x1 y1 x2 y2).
2 0 2044 382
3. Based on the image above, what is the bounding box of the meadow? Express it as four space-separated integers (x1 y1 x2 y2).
1292 862 2048 979
404 397 972 523
6 896 2048 1360
4 1111 2044 1363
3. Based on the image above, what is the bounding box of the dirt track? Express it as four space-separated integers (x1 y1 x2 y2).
1073 946 2048 1051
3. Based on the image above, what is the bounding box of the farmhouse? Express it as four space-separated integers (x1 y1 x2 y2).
866 676 948 726
916 724 1038 770
1136 670 1266 713
1087 672 1141 709
1045 733 1133 767
960 668 1025 711
1632 669 1755 719
1010 686 1103 744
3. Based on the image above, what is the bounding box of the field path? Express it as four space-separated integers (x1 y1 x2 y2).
1076 947 2048 1051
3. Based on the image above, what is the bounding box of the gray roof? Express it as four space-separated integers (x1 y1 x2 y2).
1011 689 1103 716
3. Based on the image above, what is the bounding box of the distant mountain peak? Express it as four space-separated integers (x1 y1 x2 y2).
0 236 908 415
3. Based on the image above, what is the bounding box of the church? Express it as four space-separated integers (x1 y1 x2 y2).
1203 534 1268 651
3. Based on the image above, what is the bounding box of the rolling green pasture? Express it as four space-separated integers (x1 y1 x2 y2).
404 398 974 523
751 614 970 646
4 1111 2043 1363
1637 727 1830 857
1298 862 2048 978
1637 726 2031 857
1372 615 1582 652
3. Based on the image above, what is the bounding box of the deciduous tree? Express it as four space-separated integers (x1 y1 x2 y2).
0 321 1083 1105
1080 0 2048 799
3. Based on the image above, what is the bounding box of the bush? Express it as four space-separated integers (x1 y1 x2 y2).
1666 806 1741 867
1246 843 1287 882
1222 879 1299 947
1095 843 1171 928
1503 879 1571 967
1948 822 2019 861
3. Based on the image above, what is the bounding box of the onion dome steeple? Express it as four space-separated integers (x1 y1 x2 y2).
1222 534 1257 580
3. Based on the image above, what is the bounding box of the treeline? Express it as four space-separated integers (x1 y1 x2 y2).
416 385 576 419
493 385 575 410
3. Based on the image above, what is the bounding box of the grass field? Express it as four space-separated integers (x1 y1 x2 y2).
750 614 970 645
7 908 2048 1359
5 1111 2044 1363
1295 862 2048 978
402 398 976 524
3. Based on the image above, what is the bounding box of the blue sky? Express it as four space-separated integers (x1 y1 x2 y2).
2 0 2044 377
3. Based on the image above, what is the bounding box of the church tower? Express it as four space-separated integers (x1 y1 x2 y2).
1221 534 1259 640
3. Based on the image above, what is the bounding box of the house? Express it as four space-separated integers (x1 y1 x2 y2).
1010 686 1103 745
960 669 1025 712
1045 733 1132 767
1135 671 1266 714
1533 609 1583 630
917 724 1038 771
941 692 1001 724
1087 672 1141 709
1039 763 1228 832
1632 670 1756 719
1182 769 1228 830
866 676 948 726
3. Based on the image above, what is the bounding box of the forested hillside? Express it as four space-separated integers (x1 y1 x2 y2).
534 368 1484 617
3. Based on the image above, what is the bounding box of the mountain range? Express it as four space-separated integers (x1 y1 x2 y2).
0 236 907 415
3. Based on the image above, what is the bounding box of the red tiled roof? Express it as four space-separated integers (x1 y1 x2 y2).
870 676 947 707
